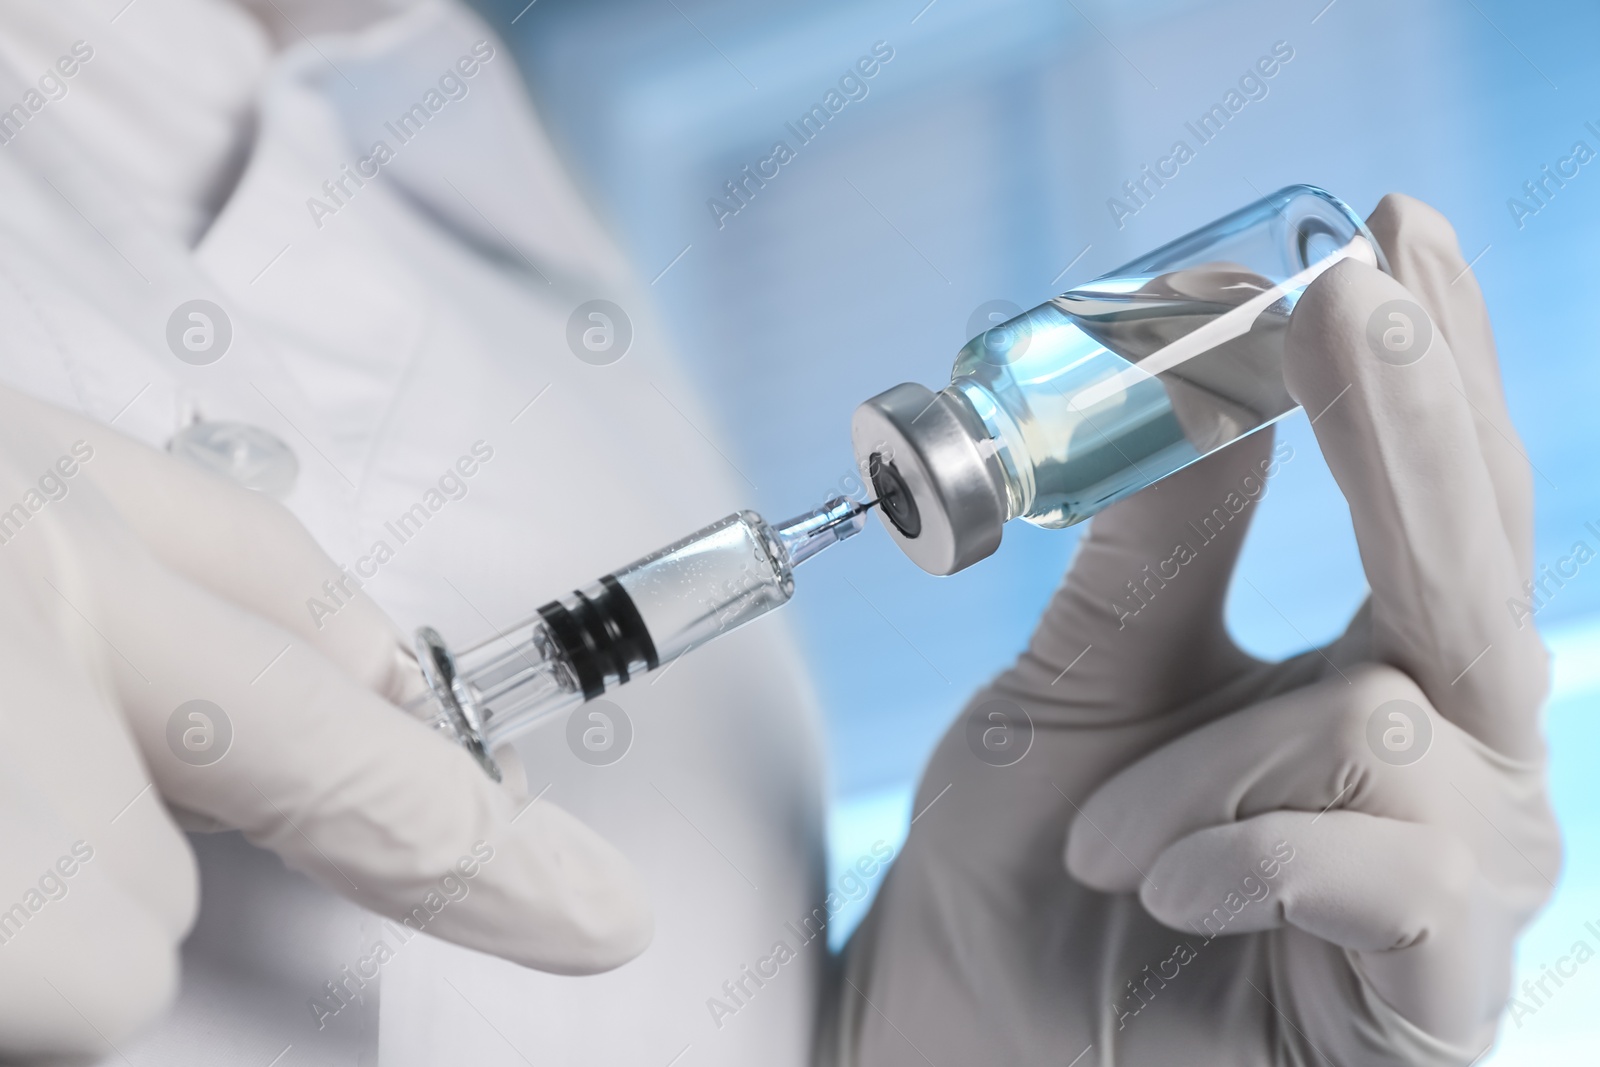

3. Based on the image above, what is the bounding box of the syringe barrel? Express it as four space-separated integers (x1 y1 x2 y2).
407 498 865 777
610 511 795 665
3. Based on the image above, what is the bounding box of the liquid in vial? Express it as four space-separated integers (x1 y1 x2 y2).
854 184 1387 574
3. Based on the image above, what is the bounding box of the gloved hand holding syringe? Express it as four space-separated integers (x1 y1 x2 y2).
406 496 876 780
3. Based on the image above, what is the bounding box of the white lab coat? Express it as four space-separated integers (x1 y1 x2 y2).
0 2 826 1064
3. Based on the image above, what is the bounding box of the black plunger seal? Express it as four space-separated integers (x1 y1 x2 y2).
537 576 659 700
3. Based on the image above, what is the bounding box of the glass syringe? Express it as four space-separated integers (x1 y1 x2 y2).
405 496 871 780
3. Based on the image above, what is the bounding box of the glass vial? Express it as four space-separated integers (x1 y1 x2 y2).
852 184 1388 575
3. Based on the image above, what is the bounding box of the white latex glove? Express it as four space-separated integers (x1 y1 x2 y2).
0 387 651 1061
832 194 1558 1066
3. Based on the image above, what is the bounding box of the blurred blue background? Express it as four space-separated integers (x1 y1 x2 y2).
472 0 1599 1058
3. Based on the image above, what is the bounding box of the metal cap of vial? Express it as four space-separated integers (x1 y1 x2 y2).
851 382 1008 576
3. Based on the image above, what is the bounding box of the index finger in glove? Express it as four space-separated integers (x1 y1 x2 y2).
93 550 652 976
1365 194 1534 577
1284 260 1545 758
1066 665 1559 903
0 387 414 702
1136 810 1499 1044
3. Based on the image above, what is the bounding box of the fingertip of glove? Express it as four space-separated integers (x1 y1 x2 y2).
1366 192 1463 269
1135 878 1181 932
558 876 655 975
529 803 656 973
1284 258 1414 399
446 799 656 976
515 870 656 976
1062 811 1138 894
1292 256 1398 330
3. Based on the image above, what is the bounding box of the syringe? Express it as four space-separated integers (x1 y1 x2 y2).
406 497 873 780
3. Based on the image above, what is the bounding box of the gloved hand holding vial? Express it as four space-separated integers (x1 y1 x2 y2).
829 194 1558 1067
